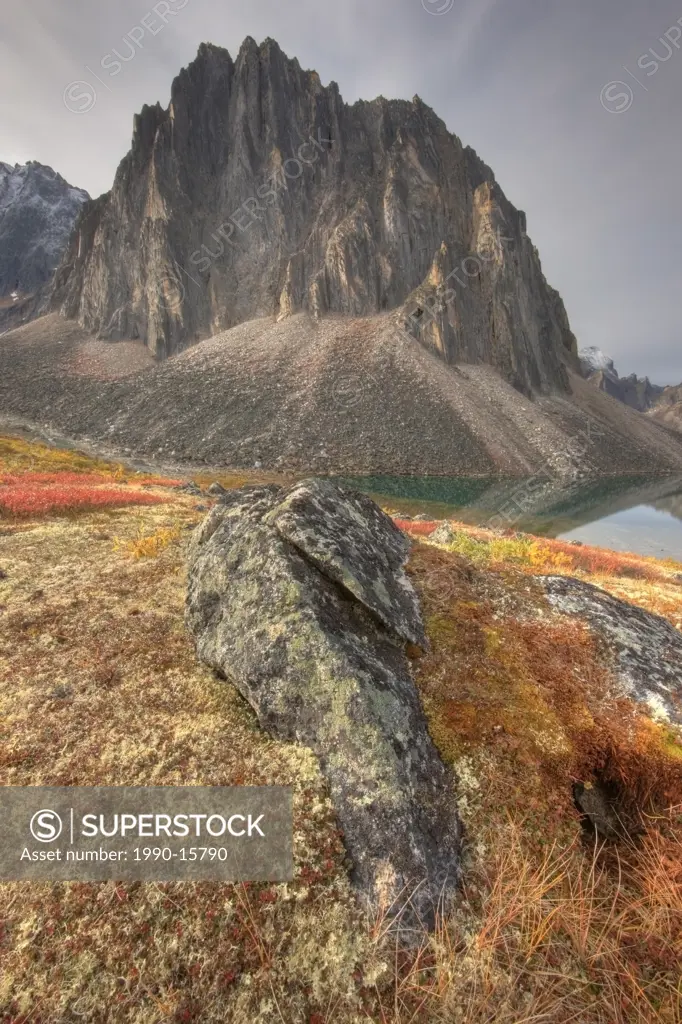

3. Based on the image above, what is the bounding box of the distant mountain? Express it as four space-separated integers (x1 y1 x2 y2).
579 346 619 379
0 161 88 302
579 346 682 435
579 345 664 412
52 37 578 395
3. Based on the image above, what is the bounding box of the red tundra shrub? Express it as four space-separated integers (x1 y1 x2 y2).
545 538 657 580
0 481 167 518
394 519 439 536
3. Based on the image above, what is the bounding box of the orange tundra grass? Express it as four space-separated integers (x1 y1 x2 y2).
395 518 667 581
1 433 681 1022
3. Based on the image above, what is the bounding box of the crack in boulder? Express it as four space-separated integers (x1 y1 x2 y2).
264 478 428 648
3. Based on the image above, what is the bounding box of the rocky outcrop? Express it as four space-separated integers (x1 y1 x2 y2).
186 479 462 928
0 289 52 335
539 576 682 725
52 37 578 393
588 369 664 414
0 162 88 300
649 384 682 435
579 346 618 379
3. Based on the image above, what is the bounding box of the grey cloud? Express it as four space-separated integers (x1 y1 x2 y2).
1 0 680 382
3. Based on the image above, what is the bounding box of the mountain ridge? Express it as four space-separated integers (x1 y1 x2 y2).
0 160 88 299
579 346 682 434
2 38 680 476
51 36 578 396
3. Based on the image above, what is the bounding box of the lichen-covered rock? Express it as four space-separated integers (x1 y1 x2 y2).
186 480 461 928
429 522 457 546
538 576 682 725
206 482 228 497
264 479 427 648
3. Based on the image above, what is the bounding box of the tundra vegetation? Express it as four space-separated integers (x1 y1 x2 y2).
1 434 681 1023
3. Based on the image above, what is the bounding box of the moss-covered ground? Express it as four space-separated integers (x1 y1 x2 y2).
1 436 681 1022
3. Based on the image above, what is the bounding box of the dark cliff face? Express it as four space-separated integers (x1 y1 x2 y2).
589 369 665 413
0 161 88 299
52 37 578 393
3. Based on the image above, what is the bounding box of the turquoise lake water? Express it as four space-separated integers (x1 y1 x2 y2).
334 475 682 562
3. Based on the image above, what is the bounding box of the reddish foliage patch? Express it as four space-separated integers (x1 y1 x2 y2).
0 482 167 518
396 518 659 581
545 538 657 580
394 519 439 536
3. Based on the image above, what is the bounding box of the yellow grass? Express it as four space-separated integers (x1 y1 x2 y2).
113 524 183 559
0 434 129 479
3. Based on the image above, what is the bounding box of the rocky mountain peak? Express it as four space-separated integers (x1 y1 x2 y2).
51 37 578 394
0 160 88 299
579 345 618 380
580 345 671 416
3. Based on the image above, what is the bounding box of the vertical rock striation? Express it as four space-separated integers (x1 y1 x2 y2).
52 37 578 393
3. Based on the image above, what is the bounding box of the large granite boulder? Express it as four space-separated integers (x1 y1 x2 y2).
539 575 682 725
186 480 461 928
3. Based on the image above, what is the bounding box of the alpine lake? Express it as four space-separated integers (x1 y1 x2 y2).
332 474 682 562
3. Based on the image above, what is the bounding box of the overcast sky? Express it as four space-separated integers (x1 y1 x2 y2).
1 0 680 383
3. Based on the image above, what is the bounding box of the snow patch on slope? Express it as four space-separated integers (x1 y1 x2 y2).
579 346 619 380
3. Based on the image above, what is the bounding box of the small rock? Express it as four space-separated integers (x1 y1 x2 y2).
573 781 637 840
207 482 228 498
49 684 72 701
430 522 456 545
178 482 203 496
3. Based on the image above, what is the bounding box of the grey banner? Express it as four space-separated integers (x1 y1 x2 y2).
0 786 293 881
